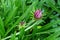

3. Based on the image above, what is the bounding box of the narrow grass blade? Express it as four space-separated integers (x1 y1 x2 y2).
25 26 60 37
45 0 60 14
39 0 46 9
44 31 60 40
26 20 35 28
58 0 60 6
2 19 43 40
18 28 25 40
4 1 38 37
25 19 43 31
9 32 16 40
55 37 60 40
4 7 17 26
40 20 60 31
0 17 5 36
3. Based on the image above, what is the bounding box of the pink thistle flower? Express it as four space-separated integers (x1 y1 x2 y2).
34 10 42 19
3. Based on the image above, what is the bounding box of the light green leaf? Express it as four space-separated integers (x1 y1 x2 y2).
0 17 5 36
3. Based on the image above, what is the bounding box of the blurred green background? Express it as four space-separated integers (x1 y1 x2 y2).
0 0 60 40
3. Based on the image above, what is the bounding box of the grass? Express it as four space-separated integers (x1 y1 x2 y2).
0 0 60 40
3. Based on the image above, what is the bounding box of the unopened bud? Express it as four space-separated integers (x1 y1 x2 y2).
34 10 42 19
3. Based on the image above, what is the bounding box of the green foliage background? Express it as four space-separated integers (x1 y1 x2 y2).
0 0 60 40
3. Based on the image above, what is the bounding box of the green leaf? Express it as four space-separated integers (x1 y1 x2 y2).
9 32 16 40
4 7 17 26
44 31 60 40
55 37 60 40
4 1 38 37
58 0 60 6
38 0 45 9
0 16 5 36
32 26 37 40
18 27 25 40
40 20 60 31
25 26 60 37
26 20 35 27
45 0 60 14
25 19 43 31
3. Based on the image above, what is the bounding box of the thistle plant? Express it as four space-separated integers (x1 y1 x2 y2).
0 0 60 40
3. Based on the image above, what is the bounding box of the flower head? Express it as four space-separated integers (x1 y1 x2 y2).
19 21 25 29
34 10 42 19
20 21 25 26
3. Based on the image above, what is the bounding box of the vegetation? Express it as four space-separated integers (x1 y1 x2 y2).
0 0 60 40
